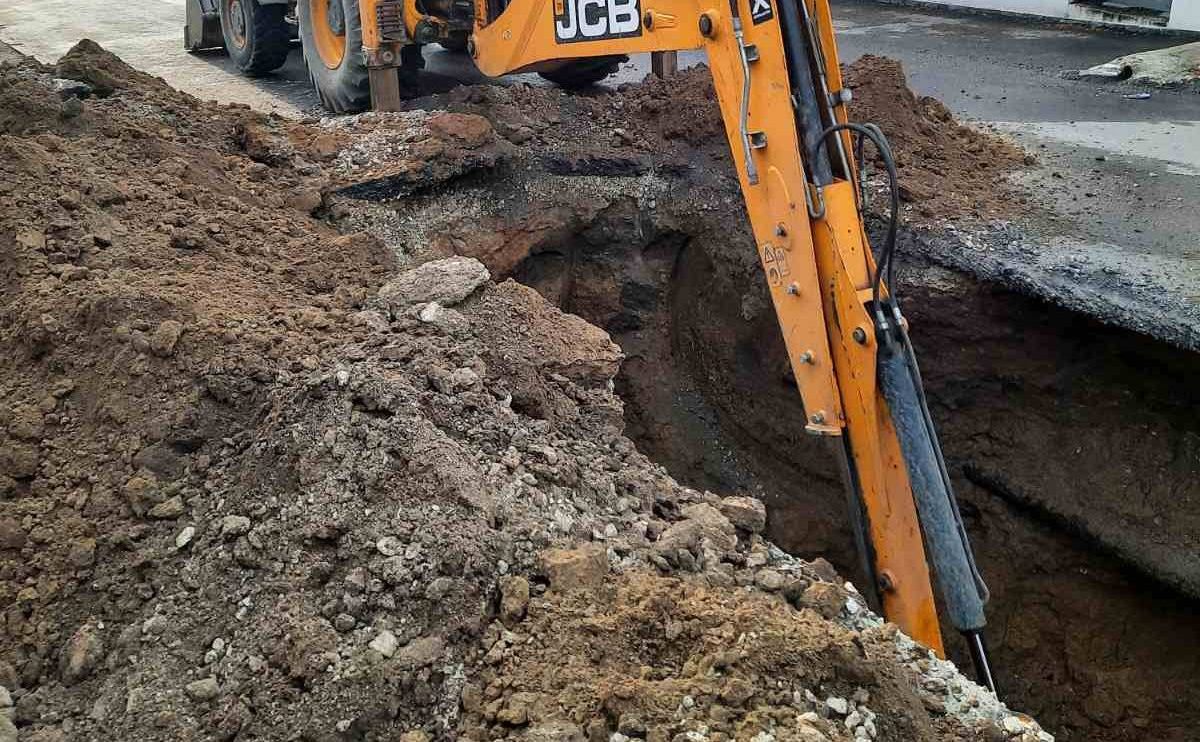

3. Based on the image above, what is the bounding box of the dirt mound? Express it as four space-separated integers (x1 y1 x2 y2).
0 42 1046 742
472 569 993 742
841 55 1029 220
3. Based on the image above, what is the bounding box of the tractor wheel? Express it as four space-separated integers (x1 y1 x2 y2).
537 55 626 89
439 31 470 53
219 0 291 76
298 0 370 113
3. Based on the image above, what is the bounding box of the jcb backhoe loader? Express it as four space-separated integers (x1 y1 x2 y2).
185 0 998 690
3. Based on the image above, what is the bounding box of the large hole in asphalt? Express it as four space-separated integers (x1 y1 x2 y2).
502 195 1200 742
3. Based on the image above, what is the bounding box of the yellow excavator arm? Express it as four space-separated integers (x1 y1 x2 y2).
374 0 996 689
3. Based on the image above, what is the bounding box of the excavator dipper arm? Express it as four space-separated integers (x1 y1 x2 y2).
455 0 994 687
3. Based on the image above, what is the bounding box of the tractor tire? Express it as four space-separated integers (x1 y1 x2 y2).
537 55 626 89
219 0 291 76
439 31 470 53
298 0 370 113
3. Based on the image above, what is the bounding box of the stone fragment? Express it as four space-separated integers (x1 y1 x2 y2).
0 442 39 479
66 537 96 568
148 496 185 519
656 504 737 554
185 677 220 702
426 113 494 148
754 569 786 592
719 495 767 533
220 515 251 538
396 636 444 668
175 526 195 549
149 320 184 357
499 575 530 624
369 630 398 658
7 405 44 441
377 256 490 309
539 545 608 592
60 623 104 685
0 520 25 551
826 697 849 715
801 582 847 619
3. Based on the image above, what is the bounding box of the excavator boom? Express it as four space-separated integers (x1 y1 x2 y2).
394 0 993 685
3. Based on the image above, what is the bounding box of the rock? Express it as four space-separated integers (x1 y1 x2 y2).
825 697 849 715
426 113 495 148
7 405 44 440
220 515 252 538
617 713 647 737
0 685 10 708
800 582 847 619
496 691 537 725
1002 716 1025 735
175 526 196 549
656 504 737 554
66 537 96 568
448 367 480 391
524 722 585 742
0 715 15 742
719 677 754 706
539 544 608 592
185 677 221 702
369 630 399 658
396 636 444 668
754 569 786 592
148 495 185 519
795 720 831 742
399 731 431 742
149 320 184 357
376 536 404 556
292 188 323 215
334 613 356 632
499 575 530 624
351 310 389 332
52 77 94 99
425 576 455 599
0 441 39 479
60 623 105 685
122 474 160 516
0 519 25 551
377 256 490 309
416 302 470 335
718 496 766 533
310 133 341 161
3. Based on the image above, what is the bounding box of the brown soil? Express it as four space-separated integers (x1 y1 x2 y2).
0 42 1042 742
840 55 1030 220
470 570 990 742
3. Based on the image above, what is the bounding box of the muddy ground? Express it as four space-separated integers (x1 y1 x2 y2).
0 41 1057 742
308 60 1200 742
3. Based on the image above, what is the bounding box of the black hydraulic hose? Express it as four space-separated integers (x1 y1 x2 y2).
810 123 899 307
777 0 833 185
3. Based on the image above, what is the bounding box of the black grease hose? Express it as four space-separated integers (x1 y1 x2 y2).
810 122 899 306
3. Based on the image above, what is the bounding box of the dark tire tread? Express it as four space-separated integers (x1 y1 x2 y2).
298 0 370 113
537 55 625 89
222 1 291 77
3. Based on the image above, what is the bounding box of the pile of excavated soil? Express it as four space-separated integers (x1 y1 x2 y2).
0 42 1050 742
840 55 1030 219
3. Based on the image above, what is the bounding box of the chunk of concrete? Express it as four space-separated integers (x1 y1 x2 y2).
377 256 490 310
